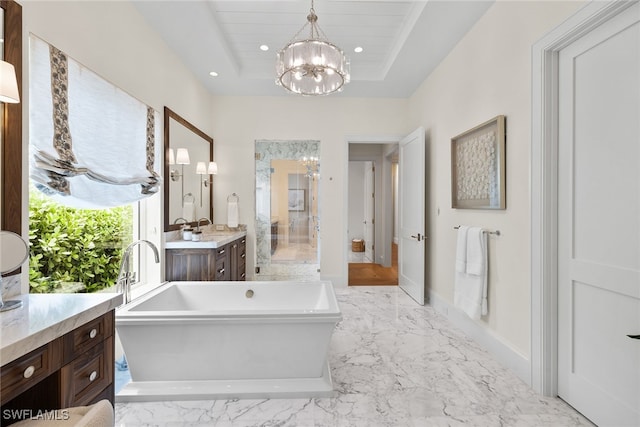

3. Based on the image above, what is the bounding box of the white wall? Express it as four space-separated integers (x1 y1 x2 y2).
408 0 584 358
211 96 410 285
20 0 214 291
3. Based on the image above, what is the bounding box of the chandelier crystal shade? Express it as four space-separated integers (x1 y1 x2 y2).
276 1 350 96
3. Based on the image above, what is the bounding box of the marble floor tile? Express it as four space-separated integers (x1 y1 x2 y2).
271 243 318 263
115 286 594 427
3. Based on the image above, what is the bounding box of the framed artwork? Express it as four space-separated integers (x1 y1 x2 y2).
288 189 305 211
451 115 506 209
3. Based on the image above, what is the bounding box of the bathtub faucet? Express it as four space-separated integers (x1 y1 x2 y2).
117 240 160 305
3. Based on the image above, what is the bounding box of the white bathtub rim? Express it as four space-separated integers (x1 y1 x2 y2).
116 313 342 325
116 280 342 322
115 361 337 401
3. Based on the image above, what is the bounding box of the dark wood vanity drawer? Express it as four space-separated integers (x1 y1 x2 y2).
1 340 62 404
60 336 113 407
214 257 228 280
233 238 246 281
63 311 113 363
215 244 229 259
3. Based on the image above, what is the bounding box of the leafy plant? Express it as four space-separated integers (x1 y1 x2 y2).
28 189 133 293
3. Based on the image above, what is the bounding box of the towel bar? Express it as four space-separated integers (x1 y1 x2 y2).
454 225 501 236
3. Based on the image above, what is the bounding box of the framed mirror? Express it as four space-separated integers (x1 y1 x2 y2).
163 107 214 231
0 0 22 249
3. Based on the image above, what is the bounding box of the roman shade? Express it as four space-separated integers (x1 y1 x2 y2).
29 35 161 208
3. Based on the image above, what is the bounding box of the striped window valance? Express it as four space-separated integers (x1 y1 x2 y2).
29 35 161 208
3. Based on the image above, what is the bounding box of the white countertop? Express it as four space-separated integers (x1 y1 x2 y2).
165 230 246 249
0 292 122 366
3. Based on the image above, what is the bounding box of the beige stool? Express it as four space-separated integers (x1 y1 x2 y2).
11 399 114 427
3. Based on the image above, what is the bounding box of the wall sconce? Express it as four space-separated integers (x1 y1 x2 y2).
170 148 190 181
196 161 218 207
168 148 175 165
170 148 190 207
0 60 20 104
204 162 217 187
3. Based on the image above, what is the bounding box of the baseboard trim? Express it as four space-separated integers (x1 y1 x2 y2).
428 290 531 386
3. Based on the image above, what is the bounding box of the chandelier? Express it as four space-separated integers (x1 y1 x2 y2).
276 0 350 96
302 156 319 177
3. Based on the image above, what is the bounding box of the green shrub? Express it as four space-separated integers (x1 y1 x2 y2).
28 190 133 293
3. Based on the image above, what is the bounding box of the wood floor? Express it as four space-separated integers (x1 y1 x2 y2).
348 243 398 286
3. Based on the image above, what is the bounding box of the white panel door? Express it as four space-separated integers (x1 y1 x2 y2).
558 3 640 426
398 128 425 305
363 161 375 263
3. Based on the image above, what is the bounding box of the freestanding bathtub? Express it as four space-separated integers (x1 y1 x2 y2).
115 280 342 401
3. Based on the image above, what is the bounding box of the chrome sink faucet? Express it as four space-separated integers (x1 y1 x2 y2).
174 217 188 226
196 217 211 232
116 240 160 305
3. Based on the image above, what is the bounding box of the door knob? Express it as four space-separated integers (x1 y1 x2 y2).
627 335 640 339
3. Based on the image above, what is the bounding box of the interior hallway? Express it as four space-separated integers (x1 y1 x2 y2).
348 243 398 286
115 286 591 426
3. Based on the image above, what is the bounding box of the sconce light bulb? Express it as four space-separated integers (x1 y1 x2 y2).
208 162 218 175
176 148 191 165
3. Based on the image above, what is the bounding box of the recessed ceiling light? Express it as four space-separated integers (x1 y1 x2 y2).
354 46 364 53
209 71 219 77
260 44 269 51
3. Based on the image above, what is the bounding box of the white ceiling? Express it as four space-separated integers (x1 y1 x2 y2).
133 0 493 98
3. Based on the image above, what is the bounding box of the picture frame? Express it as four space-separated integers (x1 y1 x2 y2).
451 115 506 209
288 189 305 211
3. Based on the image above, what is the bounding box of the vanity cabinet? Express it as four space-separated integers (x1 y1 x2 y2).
165 236 246 282
230 236 247 281
0 310 115 425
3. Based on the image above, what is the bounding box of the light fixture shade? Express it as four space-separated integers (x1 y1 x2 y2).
168 148 175 165
208 162 218 175
0 60 20 104
175 148 190 165
196 161 207 174
276 4 350 96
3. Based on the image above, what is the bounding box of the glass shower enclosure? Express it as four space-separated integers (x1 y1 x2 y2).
255 140 320 281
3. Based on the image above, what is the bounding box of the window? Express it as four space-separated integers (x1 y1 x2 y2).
27 35 163 295
28 185 136 293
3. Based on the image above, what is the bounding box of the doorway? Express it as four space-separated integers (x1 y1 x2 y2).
347 142 398 286
255 140 320 281
532 2 639 425
348 160 374 264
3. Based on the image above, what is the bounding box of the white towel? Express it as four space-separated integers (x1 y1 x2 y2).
182 201 195 222
455 226 469 273
466 227 485 276
227 200 239 228
454 227 488 319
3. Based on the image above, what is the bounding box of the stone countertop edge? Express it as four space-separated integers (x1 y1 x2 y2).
0 292 122 366
165 230 247 249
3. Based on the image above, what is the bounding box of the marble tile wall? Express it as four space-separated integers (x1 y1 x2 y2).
115 286 593 426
